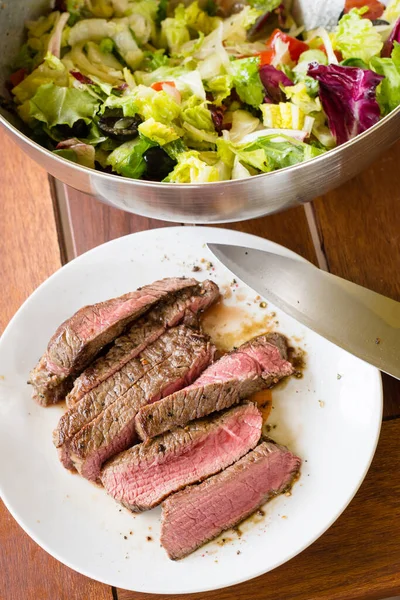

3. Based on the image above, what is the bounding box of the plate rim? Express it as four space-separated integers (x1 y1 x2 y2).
0 226 383 594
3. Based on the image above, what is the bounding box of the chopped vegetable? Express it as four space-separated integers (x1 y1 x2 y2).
308 63 383 144
335 9 383 62
371 42 400 114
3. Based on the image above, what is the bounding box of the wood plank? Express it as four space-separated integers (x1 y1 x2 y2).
0 131 114 600
62 187 172 256
0 135 61 333
216 208 318 265
313 141 400 419
64 186 317 264
117 418 400 600
0 504 113 600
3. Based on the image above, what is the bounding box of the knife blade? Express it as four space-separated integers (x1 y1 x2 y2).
207 243 400 380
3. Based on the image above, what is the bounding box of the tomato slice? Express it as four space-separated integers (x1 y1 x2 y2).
9 68 27 88
344 0 385 20
266 29 309 63
257 49 274 66
151 81 176 92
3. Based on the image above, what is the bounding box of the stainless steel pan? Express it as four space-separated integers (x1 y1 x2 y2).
1 0 399 223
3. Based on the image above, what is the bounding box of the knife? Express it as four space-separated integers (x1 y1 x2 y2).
207 243 400 380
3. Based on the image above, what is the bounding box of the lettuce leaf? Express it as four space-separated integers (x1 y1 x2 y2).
184 1 220 35
335 9 383 62
181 96 215 132
382 17 400 57
204 73 232 105
283 82 322 115
161 6 191 54
231 57 264 108
383 0 400 23
12 53 69 105
29 82 100 127
293 49 327 80
222 6 261 44
163 150 220 182
138 118 179 145
103 85 181 124
260 102 314 134
229 109 261 144
156 0 168 26
233 135 325 172
308 63 383 145
54 138 96 167
107 135 156 178
371 42 400 114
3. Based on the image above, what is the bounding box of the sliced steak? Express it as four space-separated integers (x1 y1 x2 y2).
69 327 214 481
53 327 191 470
161 440 301 560
30 277 199 406
54 325 213 471
101 403 262 512
135 332 294 441
66 280 219 408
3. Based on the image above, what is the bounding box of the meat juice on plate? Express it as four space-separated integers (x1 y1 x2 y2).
201 296 277 428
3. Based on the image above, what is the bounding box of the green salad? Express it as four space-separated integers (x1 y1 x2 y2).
7 0 400 183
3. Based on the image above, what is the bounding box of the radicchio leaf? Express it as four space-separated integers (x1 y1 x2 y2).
55 138 95 168
209 104 225 135
307 62 383 145
259 64 293 103
71 71 94 85
382 17 400 57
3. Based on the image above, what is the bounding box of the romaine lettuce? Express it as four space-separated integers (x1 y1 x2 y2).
184 1 220 35
12 53 69 105
260 102 314 134
335 9 383 62
233 135 325 172
283 82 322 115
181 96 215 133
29 82 100 127
222 6 261 44
163 150 220 182
229 110 261 144
231 57 264 108
138 118 179 145
104 85 181 123
161 7 191 54
107 135 156 177
371 42 400 114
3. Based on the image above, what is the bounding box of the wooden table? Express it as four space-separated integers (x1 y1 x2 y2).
1 127 399 600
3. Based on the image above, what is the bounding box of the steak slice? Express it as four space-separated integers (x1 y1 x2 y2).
66 280 219 408
101 403 262 512
29 277 199 406
53 326 195 470
69 327 214 481
161 440 301 560
135 332 294 441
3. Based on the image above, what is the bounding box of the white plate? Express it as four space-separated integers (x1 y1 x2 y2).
0 227 382 594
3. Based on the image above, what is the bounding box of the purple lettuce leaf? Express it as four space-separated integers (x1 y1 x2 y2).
307 63 383 145
259 65 293 104
382 17 400 57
